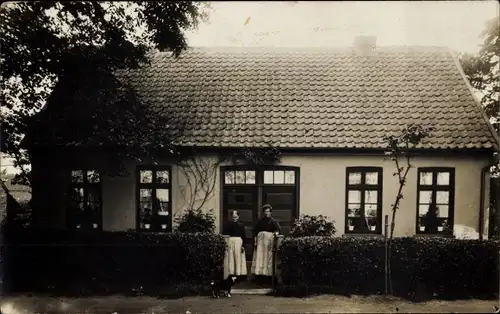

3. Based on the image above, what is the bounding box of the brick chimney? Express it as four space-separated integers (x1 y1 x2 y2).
353 35 377 56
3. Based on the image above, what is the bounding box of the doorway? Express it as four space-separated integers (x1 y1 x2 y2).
221 166 299 261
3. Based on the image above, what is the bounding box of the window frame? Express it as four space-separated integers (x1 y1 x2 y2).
68 169 102 231
415 167 455 235
136 165 172 232
344 167 383 235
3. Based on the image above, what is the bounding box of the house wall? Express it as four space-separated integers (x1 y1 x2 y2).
31 152 491 238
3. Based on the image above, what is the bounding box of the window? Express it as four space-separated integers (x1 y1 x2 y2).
345 167 383 234
263 170 296 185
224 170 256 185
69 169 101 230
136 166 172 231
417 168 455 234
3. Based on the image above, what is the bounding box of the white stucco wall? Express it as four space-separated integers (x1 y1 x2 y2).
100 154 490 237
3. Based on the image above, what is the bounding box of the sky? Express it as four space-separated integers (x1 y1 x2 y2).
1 1 498 175
186 1 499 54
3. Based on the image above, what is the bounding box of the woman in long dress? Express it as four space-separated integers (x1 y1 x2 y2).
223 210 247 279
251 204 280 281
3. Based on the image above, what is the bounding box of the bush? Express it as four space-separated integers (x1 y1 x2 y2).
277 236 499 300
290 214 336 237
2 229 226 296
175 208 216 233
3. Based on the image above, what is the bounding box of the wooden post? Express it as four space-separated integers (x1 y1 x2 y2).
272 233 276 290
384 215 389 295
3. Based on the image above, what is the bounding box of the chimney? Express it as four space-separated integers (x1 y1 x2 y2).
353 35 377 56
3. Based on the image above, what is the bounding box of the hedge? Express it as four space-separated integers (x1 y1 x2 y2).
1 229 226 296
277 236 499 300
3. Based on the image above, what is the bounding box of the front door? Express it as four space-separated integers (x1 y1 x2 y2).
222 167 299 261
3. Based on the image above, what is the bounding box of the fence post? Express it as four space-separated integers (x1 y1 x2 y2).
384 215 389 295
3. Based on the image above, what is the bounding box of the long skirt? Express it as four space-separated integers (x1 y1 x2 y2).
223 237 247 279
251 231 275 276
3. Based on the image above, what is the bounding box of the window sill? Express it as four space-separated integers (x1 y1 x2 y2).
343 233 384 238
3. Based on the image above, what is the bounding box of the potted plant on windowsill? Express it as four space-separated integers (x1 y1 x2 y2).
143 208 153 230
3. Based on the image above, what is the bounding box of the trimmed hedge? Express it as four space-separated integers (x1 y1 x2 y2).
2 229 226 296
278 236 499 300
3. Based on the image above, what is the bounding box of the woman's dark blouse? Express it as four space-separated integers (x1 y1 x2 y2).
254 217 281 237
223 221 246 240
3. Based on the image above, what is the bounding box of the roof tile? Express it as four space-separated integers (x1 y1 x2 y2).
118 46 498 150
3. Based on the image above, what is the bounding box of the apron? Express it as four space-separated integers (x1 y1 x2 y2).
250 231 275 276
223 236 247 279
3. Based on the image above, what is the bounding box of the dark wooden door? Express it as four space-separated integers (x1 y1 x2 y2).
222 186 258 261
261 186 297 236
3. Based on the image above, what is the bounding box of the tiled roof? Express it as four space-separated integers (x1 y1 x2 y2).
118 46 498 150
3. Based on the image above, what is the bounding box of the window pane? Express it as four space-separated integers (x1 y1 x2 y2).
419 172 433 185
348 190 361 203
364 204 378 217
437 172 450 186
436 205 449 218
347 204 361 217
264 171 274 184
246 171 256 184
72 170 84 183
156 189 169 202
72 188 84 202
87 170 100 183
274 171 285 184
87 186 100 203
419 191 432 204
139 202 152 216
284 171 295 184
158 202 169 216
156 170 169 183
418 204 430 216
235 171 245 184
348 172 362 185
365 190 378 204
140 170 153 183
347 218 356 231
225 171 235 184
436 191 449 204
140 189 152 202
365 172 378 185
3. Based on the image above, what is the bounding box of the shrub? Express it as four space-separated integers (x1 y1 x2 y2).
289 214 336 237
277 236 499 300
2 229 226 296
175 208 216 233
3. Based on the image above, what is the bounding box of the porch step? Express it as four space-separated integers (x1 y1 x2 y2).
231 288 272 295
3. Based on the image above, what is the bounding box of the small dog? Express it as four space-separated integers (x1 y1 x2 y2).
211 275 237 298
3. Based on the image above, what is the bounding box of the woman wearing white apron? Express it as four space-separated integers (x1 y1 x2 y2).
251 204 280 284
223 210 247 280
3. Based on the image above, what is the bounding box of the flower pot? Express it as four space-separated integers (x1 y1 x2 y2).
370 225 375 231
158 212 169 216
161 224 167 229
92 223 98 229
145 224 150 229
349 225 354 231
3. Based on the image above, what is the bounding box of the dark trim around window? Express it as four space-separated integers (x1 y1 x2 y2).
345 167 383 235
416 167 455 235
68 169 103 231
136 165 172 232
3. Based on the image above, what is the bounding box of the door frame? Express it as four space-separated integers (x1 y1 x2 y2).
219 165 301 235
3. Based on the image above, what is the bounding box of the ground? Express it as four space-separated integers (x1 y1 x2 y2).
0 295 497 313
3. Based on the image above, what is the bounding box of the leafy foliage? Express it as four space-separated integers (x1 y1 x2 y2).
231 144 282 165
460 17 499 134
175 208 216 233
0 1 210 183
277 236 499 300
3 230 226 296
290 214 336 237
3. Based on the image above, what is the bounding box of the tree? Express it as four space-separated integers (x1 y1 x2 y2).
0 1 210 184
460 17 499 135
383 124 432 295
460 16 500 238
